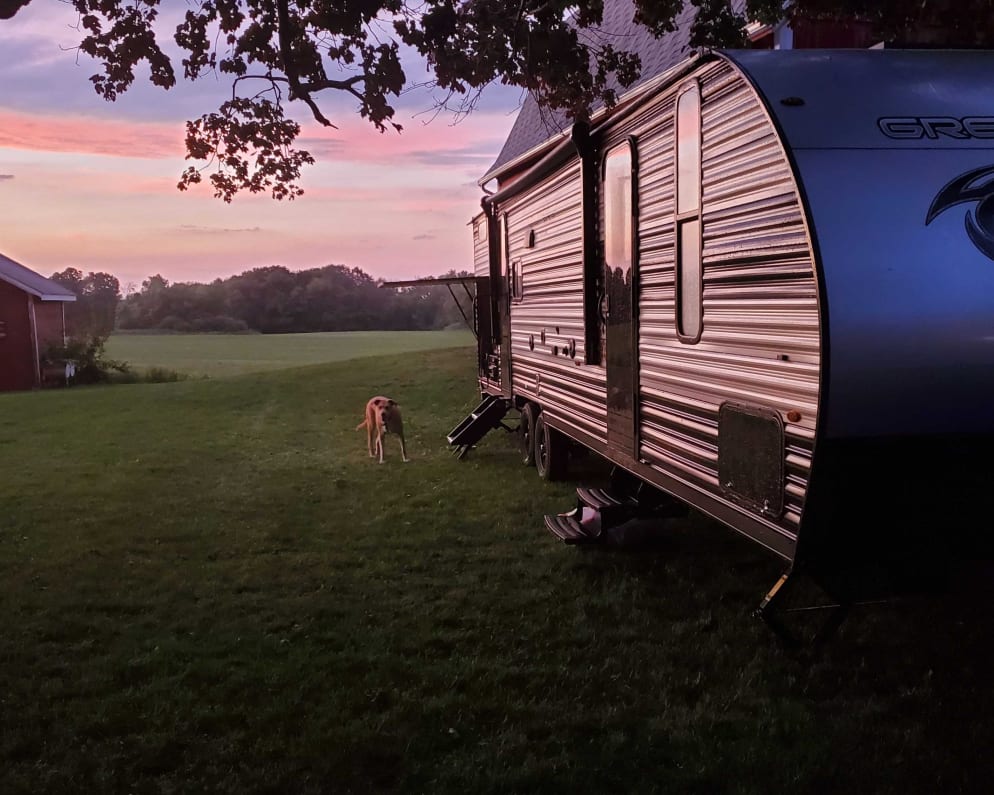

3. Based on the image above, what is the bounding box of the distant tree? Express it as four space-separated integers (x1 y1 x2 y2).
116 273 170 329
141 274 170 293
50 267 121 338
4 1 989 201
83 271 122 334
119 273 236 330
225 266 297 332
51 266 84 292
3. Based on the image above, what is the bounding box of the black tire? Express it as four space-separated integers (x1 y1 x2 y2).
534 413 567 481
519 403 538 467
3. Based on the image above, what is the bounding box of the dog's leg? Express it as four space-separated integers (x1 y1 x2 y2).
358 418 368 454
365 402 377 457
399 431 409 463
377 427 385 464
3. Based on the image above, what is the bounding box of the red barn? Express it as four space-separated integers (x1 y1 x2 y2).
0 253 76 392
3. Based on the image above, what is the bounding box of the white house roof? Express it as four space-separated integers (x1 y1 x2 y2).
0 253 77 301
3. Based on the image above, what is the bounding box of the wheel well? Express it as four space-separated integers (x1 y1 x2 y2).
513 395 542 413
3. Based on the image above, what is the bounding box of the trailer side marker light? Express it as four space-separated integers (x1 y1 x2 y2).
787 410 802 423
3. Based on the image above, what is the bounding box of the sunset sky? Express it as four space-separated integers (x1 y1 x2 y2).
0 4 521 290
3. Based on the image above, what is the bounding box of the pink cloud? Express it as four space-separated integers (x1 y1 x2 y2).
294 184 400 202
0 110 184 159
11 163 193 198
298 182 475 211
0 106 510 168
298 114 510 167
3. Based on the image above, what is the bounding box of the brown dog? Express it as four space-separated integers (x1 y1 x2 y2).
356 396 409 463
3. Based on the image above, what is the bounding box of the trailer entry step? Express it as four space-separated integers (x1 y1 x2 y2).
446 395 511 459
576 486 630 509
544 472 688 546
543 509 606 545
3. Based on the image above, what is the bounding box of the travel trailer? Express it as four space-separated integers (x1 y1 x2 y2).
394 45 994 627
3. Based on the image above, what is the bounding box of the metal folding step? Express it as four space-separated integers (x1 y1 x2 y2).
544 508 606 545
446 395 511 458
543 469 687 546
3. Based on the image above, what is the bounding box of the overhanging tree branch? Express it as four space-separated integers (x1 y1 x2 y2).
274 0 335 127
4 0 992 201
0 0 30 19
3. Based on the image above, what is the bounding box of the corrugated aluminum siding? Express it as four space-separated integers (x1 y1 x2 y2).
503 161 609 438
472 213 489 277
634 61 820 543
496 58 820 547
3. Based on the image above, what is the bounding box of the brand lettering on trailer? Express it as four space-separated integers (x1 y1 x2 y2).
926 165 994 261
878 117 994 140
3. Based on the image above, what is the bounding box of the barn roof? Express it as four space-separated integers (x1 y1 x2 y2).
480 0 719 184
0 253 77 301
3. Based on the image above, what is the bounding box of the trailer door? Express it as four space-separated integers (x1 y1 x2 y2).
603 140 637 458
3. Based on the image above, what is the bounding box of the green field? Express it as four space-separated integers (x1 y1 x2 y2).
2 344 994 793
106 330 474 378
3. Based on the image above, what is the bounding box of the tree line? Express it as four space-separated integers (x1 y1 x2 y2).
51 264 473 337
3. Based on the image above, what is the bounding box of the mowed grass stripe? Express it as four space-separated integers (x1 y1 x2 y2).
2 347 993 793
106 330 475 378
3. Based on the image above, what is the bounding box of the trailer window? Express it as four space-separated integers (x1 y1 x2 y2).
604 143 634 279
675 81 703 343
476 218 487 242
676 86 701 215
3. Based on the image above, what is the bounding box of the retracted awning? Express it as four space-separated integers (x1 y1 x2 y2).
379 275 481 337
379 275 478 288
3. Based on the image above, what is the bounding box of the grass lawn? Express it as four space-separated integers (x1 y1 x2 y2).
105 330 474 378
2 345 994 793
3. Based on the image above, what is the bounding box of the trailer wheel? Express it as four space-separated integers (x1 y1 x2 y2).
519 403 538 467
534 414 567 481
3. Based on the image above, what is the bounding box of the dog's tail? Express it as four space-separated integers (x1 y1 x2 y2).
355 419 367 431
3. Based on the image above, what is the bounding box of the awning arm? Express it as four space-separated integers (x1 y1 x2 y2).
446 283 477 339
